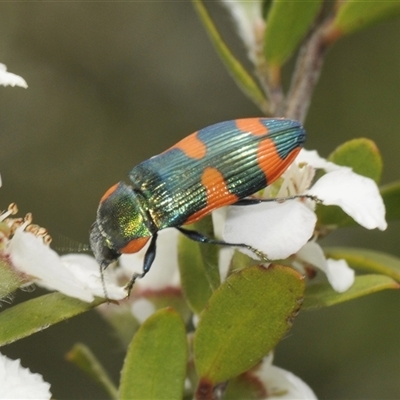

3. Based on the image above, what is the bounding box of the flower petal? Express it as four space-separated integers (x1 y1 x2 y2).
253 355 317 400
0 353 51 399
296 241 327 271
8 229 94 302
223 201 317 260
211 207 228 240
218 247 234 282
131 298 156 323
308 168 387 230
325 258 355 293
297 242 355 292
0 63 28 88
296 149 339 172
61 254 126 300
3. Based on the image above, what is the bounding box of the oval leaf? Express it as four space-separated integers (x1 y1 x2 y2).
303 274 399 310
178 233 213 314
264 0 322 67
328 138 382 183
194 265 304 387
0 293 103 347
119 308 187 400
381 181 400 221
325 246 400 282
326 1 400 41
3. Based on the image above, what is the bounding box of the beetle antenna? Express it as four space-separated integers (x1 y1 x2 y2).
100 262 110 302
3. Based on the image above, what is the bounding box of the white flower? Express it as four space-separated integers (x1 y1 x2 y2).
221 0 265 63
0 193 125 302
0 64 27 88
0 352 51 399
0 173 126 302
221 148 387 292
247 354 317 399
7 228 125 302
297 150 387 231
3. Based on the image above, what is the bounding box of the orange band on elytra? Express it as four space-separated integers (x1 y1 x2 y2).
257 139 301 183
169 132 207 159
185 167 238 224
235 119 269 136
100 183 120 203
120 236 151 254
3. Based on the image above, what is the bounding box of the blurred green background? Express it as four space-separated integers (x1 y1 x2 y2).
0 3 400 399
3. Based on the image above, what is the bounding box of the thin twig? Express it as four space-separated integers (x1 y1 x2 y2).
285 17 333 122
255 53 285 116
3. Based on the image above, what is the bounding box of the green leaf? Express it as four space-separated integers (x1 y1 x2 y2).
381 181 400 221
324 247 400 283
230 249 260 272
119 308 187 400
328 138 382 183
194 265 304 388
66 343 118 400
327 1 400 41
0 293 103 346
303 274 399 310
264 0 322 67
316 203 351 228
192 0 269 113
0 259 26 299
178 233 213 315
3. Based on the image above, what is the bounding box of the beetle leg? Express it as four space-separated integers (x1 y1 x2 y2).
233 194 321 206
177 226 269 263
124 232 158 297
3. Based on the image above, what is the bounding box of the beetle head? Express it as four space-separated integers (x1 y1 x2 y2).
90 181 152 269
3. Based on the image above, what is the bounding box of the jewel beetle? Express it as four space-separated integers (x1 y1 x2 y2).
90 118 306 294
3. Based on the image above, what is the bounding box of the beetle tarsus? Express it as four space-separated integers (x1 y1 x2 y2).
124 272 142 297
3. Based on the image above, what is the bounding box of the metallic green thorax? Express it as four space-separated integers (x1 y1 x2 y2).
96 183 156 251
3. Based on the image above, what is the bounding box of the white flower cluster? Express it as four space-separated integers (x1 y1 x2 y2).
222 149 386 292
1 147 386 302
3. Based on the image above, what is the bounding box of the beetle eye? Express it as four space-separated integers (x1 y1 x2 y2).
101 244 120 267
90 221 121 268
